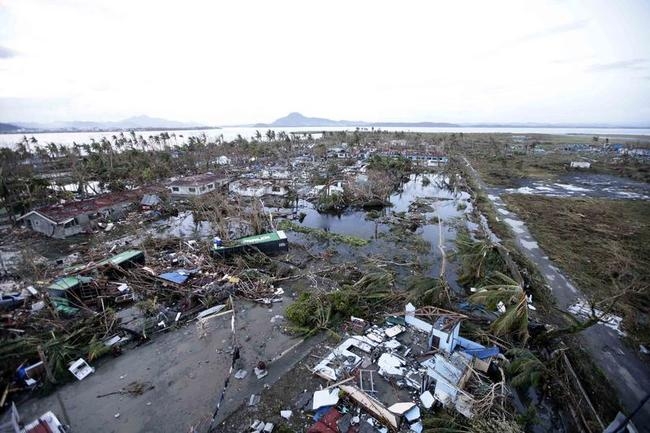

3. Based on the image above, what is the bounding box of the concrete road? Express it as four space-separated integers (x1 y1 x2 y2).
463 157 650 431
13 301 319 433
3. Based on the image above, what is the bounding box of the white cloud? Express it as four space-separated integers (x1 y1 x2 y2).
0 0 649 124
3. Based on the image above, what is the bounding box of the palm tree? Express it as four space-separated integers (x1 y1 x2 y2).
255 130 262 142
506 348 547 389
470 272 529 343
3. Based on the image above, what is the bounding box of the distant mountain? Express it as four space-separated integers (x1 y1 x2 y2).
255 112 365 127
0 122 20 133
9 115 210 132
252 112 458 128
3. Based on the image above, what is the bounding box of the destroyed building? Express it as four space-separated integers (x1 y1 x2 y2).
229 179 290 198
168 173 229 198
310 303 500 431
16 191 140 239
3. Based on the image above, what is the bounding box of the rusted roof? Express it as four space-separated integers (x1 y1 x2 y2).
20 190 142 223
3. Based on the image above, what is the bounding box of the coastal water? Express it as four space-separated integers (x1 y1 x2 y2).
1 126 649 149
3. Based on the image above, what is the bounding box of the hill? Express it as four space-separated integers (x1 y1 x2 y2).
254 112 458 128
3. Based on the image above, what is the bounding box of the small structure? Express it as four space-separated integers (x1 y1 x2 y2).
214 156 231 165
312 181 345 196
47 276 95 313
570 161 591 169
229 180 289 198
212 231 289 257
327 147 348 159
426 156 449 167
168 173 229 198
3 403 69 433
140 194 161 210
17 192 138 239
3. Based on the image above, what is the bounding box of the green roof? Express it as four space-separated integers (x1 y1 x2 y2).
214 231 286 250
48 276 93 291
95 250 143 267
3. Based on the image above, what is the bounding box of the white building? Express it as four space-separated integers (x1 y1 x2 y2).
168 173 228 197
229 180 289 197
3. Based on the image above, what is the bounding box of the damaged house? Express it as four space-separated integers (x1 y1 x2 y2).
168 173 229 198
311 303 500 430
229 179 290 198
17 191 139 239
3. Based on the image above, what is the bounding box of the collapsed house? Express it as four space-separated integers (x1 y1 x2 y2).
310 303 500 431
229 179 290 198
17 191 140 239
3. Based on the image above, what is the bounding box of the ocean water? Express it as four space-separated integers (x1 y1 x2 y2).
1 126 649 149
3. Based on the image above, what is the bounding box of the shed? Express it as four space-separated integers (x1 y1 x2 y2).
140 194 161 209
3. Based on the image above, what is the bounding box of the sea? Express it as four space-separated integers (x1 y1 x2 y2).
1 126 649 149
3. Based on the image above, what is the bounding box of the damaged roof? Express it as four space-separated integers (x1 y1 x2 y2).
169 173 225 187
18 190 142 223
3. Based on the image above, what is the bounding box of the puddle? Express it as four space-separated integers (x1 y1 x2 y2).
568 300 626 337
151 211 214 238
503 218 525 234
499 173 649 200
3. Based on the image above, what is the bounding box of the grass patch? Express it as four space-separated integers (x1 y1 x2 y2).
502 195 650 343
277 220 369 247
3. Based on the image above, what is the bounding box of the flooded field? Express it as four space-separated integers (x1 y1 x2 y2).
498 173 650 200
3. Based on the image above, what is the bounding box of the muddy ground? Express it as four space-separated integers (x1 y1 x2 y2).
10 300 322 433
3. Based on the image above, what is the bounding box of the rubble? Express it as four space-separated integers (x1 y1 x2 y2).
304 304 503 431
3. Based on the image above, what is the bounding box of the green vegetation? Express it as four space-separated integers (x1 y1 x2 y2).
315 191 349 212
470 272 530 343
277 220 369 247
285 270 403 334
0 310 117 385
366 154 413 175
407 276 451 308
455 229 508 287
506 348 548 389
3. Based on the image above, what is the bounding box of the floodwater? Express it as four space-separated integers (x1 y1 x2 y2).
2 126 649 149
497 173 650 200
298 174 467 239
293 173 470 284
151 211 214 238
147 173 471 285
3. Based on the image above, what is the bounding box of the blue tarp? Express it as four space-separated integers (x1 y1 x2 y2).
456 335 500 359
158 269 196 285
461 346 500 359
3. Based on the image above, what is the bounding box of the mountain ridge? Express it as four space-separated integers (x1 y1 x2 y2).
251 112 459 128
4 116 211 133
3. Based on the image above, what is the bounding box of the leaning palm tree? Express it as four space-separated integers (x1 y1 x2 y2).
470 272 529 343
506 348 547 389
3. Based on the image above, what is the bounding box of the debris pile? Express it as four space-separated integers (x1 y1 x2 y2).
305 303 504 432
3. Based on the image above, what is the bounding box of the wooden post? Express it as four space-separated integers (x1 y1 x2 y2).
37 345 57 384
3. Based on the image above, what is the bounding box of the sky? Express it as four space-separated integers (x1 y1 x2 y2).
0 0 649 126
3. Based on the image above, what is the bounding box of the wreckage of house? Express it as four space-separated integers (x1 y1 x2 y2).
311 303 500 428
16 191 140 239
229 179 290 198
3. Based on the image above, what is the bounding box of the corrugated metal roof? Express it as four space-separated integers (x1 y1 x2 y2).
96 250 144 267
48 276 93 291
140 194 161 206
